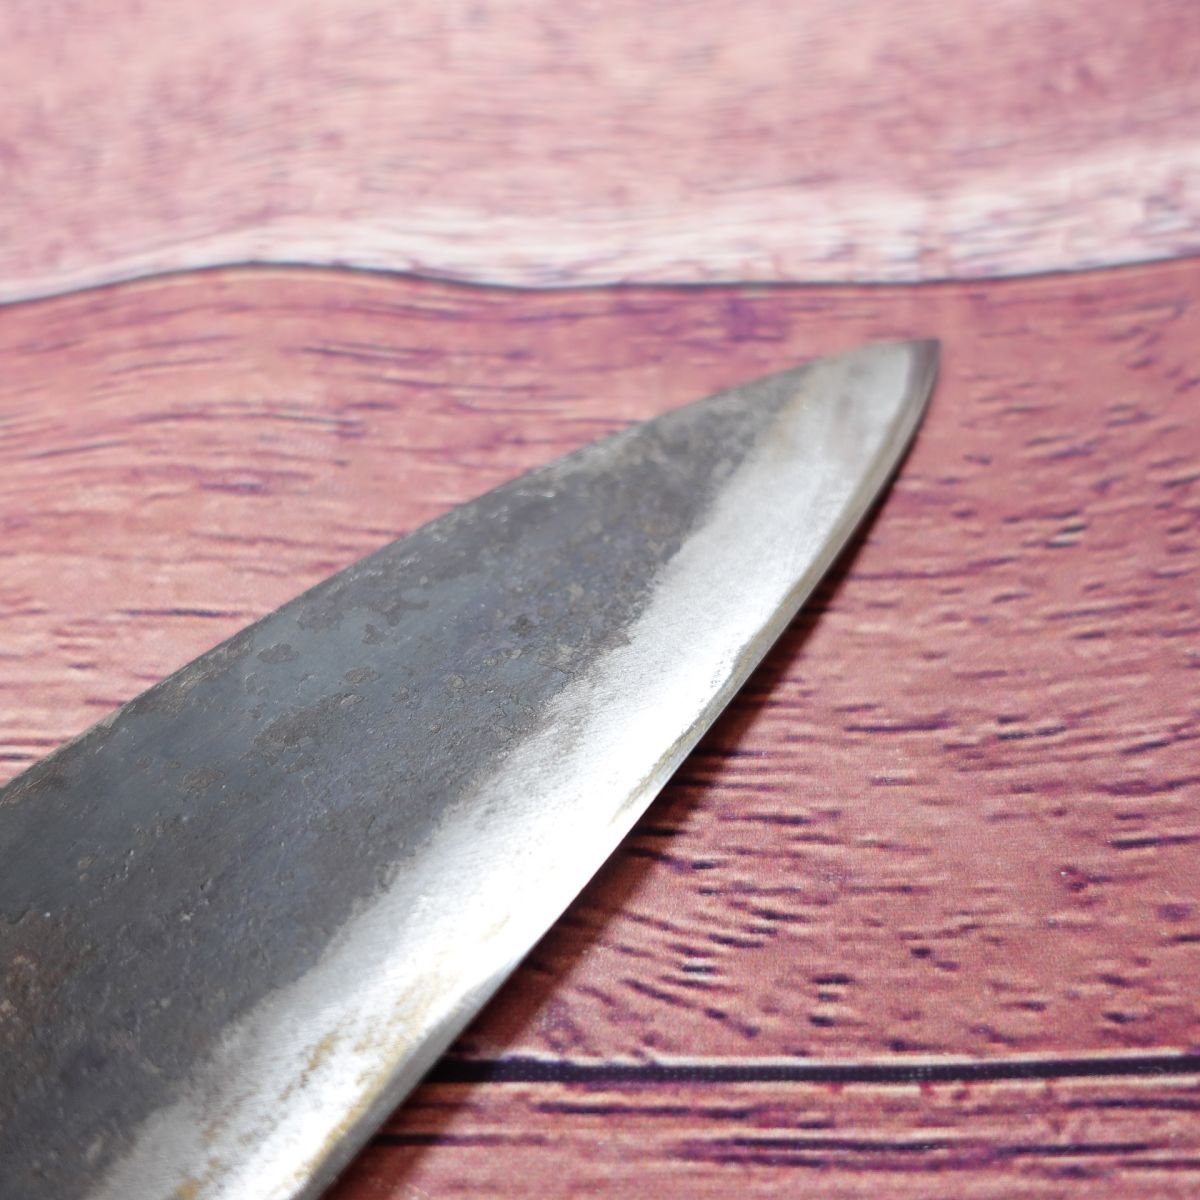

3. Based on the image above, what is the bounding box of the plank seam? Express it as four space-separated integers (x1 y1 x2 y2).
428 1053 1200 1086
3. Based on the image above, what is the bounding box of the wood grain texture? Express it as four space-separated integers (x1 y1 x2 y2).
326 1074 1200 1199
2 260 1197 1071
2 0 1200 301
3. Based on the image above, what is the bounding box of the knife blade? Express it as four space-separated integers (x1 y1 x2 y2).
0 339 937 1200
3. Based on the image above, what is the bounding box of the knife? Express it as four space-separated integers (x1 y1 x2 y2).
0 339 937 1200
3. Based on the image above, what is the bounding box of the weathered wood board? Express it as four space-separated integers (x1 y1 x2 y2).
4 264 1196 1061
1 0 1199 299
332 1074 1200 1198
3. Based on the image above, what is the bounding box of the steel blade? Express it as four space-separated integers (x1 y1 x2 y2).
0 340 937 1200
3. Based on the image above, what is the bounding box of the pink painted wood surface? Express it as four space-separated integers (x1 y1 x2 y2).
1 0 1199 301
329 1075 1200 1199
2 261 1197 1091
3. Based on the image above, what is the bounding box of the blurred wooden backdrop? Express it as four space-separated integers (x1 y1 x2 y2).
2 1 1199 1196
2 0 1199 297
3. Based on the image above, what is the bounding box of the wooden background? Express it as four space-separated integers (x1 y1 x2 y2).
2 0 1200 298
2 2 1199 1196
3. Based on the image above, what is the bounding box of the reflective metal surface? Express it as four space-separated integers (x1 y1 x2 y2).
0 341 937 1199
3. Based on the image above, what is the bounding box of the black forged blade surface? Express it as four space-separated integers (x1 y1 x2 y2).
0 340 937 1200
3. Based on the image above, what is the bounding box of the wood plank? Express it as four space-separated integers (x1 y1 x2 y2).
327 1074 1200 1198
2 261 1197 1073
2 0 1199 301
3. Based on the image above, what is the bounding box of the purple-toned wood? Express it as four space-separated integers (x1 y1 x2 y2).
1 0 1198 300
2 261 1198 1195
330 1074 1200 1199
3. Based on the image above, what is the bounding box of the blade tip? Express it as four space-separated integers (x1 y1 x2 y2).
835 337 939 378
902 337 940 407
838 337 940 418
